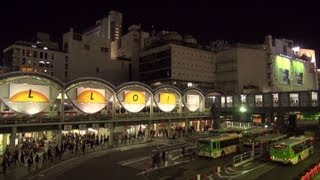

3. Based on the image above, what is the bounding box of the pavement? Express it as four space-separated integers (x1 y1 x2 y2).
0 132 209 180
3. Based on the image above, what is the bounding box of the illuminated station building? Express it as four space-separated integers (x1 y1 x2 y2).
0 8 319 154
0 72 208 154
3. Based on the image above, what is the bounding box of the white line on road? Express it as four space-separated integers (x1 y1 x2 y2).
118 156 150 166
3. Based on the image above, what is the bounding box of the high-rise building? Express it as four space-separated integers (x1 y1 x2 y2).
213 35 318 94
2 32 66 78
84 10 122 60
139 31 215 92
120 24 149 81
62 28 130 84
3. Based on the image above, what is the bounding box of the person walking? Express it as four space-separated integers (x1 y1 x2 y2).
35 154 40 170
1 157 7 175
27 157 33 173
42 152 47 167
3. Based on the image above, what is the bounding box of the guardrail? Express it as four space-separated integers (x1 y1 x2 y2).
0 112 212 126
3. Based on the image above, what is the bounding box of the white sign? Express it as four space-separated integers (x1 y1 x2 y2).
186 94 200 112
64 125 72 131
92 123 99 129
79 124 87 130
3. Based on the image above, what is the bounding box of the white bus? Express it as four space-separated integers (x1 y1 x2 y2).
197 133 242 158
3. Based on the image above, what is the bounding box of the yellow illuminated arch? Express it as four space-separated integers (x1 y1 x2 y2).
77 90 105 103
160 92 176 105
10 90 49 103
124 91 145 104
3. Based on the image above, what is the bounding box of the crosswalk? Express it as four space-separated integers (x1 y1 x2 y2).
213 161 276 179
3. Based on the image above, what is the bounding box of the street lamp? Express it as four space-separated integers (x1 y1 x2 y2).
239 106 247 113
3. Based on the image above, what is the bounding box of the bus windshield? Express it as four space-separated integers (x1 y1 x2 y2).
272 144 288 150
198 140 210 147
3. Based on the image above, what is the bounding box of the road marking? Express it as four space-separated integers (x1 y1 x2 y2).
118 156 150 166
229 162 272 180
243 162 252 167
136 159 190 175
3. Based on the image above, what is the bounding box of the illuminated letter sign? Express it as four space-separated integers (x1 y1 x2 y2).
77 88 105 104
10 84 49 103
7 83 50 115
74 87 107 114
157 92 177 112
122 91 146 113
186 94 200 112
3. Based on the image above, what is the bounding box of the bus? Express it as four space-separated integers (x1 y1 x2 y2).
197 133 242 158
242 127 274 146
270 136 314 165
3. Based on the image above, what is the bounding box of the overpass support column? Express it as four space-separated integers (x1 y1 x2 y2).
145 121 151 141
9 126 17 152
108 123 114 148
57 124 62 150
2 134 8 153
185 119 190 136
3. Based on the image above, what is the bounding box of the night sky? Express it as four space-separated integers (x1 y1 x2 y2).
1 0 319 61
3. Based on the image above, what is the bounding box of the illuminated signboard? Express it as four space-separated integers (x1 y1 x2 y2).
186 94 200 112
6 83 50 115
121 90 146 113
157 92 177 112
73 87 106 114
10 83 49 103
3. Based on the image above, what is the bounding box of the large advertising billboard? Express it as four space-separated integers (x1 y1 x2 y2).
156 92 177 112
7 83 50 115
186 94 200 112
120 90 146 113
73 87 107 114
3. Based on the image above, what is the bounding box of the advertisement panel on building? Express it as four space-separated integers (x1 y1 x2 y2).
156 92 177 112
121 90 146 113
7 83 50 115
73 87 107 114
186 94 200 112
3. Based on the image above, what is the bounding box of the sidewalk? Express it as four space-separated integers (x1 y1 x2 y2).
0 133 206 180
0 140 154 180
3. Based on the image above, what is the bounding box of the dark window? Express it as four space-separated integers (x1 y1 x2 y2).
27 50 32 57
45 53 47 59
96 67 99 72
65 64 68 70
73 34 82 41
33 51 37 58
65 56 69 63
64 42 69 51
100 47 108 52
22 58 26 65
51 53 54 60
22 49 25 56
65 71 68 77
283 46 287 55
40 52 43 58
51 71 53 76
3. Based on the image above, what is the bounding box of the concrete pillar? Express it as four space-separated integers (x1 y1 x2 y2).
57 125 62 150
145 122 151 141
166 120 171 138
108 123 114 147
10 127 17 151
2 134 8 153
185 119 190 128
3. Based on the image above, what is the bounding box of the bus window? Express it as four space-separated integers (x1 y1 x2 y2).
272 144 287 150
212 141 217 149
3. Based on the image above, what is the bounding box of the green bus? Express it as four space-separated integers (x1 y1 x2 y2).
270 136 314 165
197 133 242 158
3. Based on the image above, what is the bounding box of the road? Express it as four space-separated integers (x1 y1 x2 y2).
31 143 160 180
215 142 320 180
